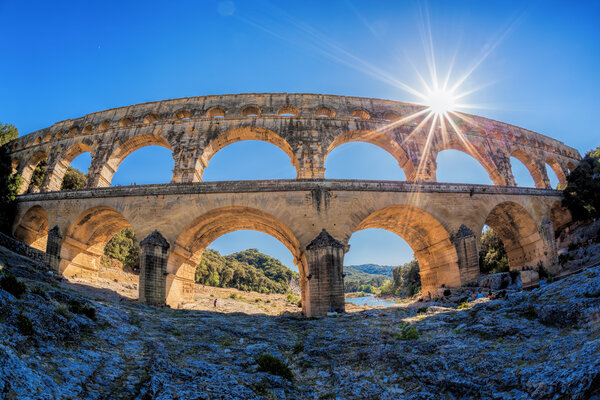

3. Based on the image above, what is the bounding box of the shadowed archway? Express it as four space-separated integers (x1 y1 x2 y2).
13 205 49 251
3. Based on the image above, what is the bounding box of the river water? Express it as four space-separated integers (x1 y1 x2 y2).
345 295 397 307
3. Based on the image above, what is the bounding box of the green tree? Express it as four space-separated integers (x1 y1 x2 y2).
0 123 22 233
28 159 47 192
562 146 600 222
61 166 86 190
478 228 509 274
103 228 140 273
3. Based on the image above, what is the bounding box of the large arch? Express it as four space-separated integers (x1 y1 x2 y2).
325 130 416 180
18 150 47 194
199 127 299 179
432 141 506 185
167 206 304 307
353 205 460 296
545 156 567 188
13 205 49 251
98 134 172 186
511 149 546 188
483 201 548 271
60 206 132 278
44 142 92 191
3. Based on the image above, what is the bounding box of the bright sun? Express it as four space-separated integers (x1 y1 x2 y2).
426 88 457 115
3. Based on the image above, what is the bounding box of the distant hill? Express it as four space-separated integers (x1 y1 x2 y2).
196 248 298 294
345 264 394 277
343 264 394 293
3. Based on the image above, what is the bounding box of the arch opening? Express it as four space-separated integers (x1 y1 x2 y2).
545 157 567 188
352 109 371 120
200 127 299 180
510 150 542 188
168 206 304 307
351 205 460 297
278 105 298 117
315 106 335 118
242 106 261 117
13 206 48 251
18 151 47 194
478 225 509 275
483 201 546 272
206 107 225 119
325 142 406 180
435 149 494 185
100 134 173 186
61 206 134 281
45 142 91 191
202 141 296 181
344 228 418 297
325 130 414 180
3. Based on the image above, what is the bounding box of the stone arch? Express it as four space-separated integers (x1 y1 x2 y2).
242 105 261 117
206 107 225 118
199 126 299 178
98 133 173 186
325 129 416 180
315 106 335 118
119 118 132 127
143 113 160 124
98 121 111 131
174 109 191 120
483 201 549 271
545 156 567 188
432 141 506 185
278 105 299 117
18 150 47 194
167 206 304 307
11 158 19 174
383 111 400 122
567 161 577 173
352 109 371 120
511 149 546 188
82 124 93 134
352 205 460 296
13 205 49 251
61 206 132 278
44 142 92 191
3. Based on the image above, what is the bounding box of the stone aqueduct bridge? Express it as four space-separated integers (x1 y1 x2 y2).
6 93 581 316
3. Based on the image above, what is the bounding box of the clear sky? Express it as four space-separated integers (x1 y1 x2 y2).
1 1 599 271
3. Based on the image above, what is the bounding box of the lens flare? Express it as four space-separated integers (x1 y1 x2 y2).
426 88 457 115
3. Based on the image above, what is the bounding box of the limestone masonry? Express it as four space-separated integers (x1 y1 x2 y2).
5 93 581 316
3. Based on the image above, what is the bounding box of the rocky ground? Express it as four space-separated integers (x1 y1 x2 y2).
1 245 600 399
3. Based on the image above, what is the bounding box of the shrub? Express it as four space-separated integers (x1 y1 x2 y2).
255 353 294 381
229 293 238 299
68 300 97 321
0 273 27 298
16 313 34 336
457 301 470 310
292 341 304 354
395 324 419 340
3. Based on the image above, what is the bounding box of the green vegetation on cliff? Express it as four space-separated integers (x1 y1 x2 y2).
563 146 600 222
196 248 297 294
103 228 140 273
0 123 22 234
343 265 391 293
379 259 421 297
61 166 86 190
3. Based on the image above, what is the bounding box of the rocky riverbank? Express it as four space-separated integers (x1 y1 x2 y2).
1 244 600 399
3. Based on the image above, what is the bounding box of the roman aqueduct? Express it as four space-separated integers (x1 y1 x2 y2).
5 93 581 316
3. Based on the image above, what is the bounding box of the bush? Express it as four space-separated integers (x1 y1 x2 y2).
229 293 238 299
395 324 419 341
68 300 97 321
562 146 600 221
16 313 34 336
255 353 294 381
0 273 27 298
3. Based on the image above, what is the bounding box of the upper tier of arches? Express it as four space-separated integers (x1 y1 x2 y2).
6 93 580 193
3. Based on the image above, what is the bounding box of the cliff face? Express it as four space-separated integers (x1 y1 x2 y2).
1 244 599 400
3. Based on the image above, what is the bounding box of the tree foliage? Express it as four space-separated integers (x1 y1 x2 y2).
103 228 140 273
478 228 509 274
0 123 22 233
28 160 47 192
379 259 421 297
61 166 86 190
195 248 298 294
562 146 600 222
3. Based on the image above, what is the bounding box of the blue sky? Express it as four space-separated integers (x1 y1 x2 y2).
1 1 599 271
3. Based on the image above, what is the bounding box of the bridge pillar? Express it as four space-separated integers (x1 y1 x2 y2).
171 145 205 183
303 229 346 316
45 225 63 272
539 217 559 274
452 225 480 285
139 230 170 306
